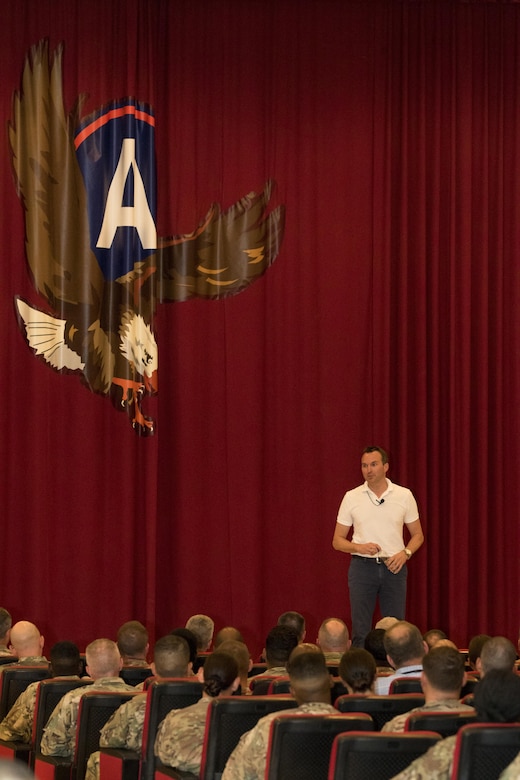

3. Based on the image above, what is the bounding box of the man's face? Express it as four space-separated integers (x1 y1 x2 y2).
361 452 388 484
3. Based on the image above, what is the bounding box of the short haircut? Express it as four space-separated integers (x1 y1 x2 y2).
203 652 238 697
423 629 448 649
50 641 81 676
154 635 190 677
216 640 250 679
287 650 331 698
117 621 148 657
480 636 517 674
185 615 214 651
0 609 12 641
339 648 376 693
468 634 491 667
85 638 121 677
364 629 387 665
383 621 425 668
362 446 388 464
278 612 306 641
170 628 198 666
474 669 520 722
214 627 244 648
265 625 299 667
422 646 465 692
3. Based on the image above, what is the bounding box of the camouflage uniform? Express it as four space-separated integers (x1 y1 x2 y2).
84 692 147 780
0 675 82 743
0 645 13 657
221 701 338 780
0 655 48 678
154 697 211 775
40 677 135 759
381 699 474 733
247 666 287 693
499 751 520 780
389 734 457 780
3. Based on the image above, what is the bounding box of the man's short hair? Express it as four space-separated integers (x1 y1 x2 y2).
0 609 12 642
185 615 214 651
468 634 491 667
50 641 81 676
277 612 306 641
422 645 465 692
265 625 299 667
153 635 190 677
474 669 520 722
170 628 198 666
480 636 517 675
362 446 388 464
85 638 121 678
339 648 376 693
317 618 350 652
117 621 148 658
364 629 387 665
287 650 330 698
216 640 250 679
214 627 244 648
383 621 425 668
423 629 448 649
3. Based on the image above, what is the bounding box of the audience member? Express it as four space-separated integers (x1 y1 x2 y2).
154 652 239 775
478 635 517 675
339 648 376 694
0 622 47 678
0 641 82 744
423 629 448 650
467 633 491 672
0 610 12 657
214 627 244 648
390 669 520 780
375 617 399 630
277 611 306 642
41 638 135 758
85 635 191 780
316 618 351 663
374 621 427 694
116 621 150 667
364 628 394 673
222 650 337 780
382 645 473 732
170 628 198 671
254 626 299 679
185 615 214 652
217 640 252 694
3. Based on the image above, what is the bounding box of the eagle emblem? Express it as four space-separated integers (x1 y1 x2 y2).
10 41 285 435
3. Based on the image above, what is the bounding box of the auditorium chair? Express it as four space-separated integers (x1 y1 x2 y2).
451 723 520 780
263 713 374 780
266 676 291 694
119 667 154 687
0 666 51 719
327 730 442 780
404 709 477 737
248 675 280 695
247 662 267 677
388 677 423 694
334 693 425 730
34 689 138 780
99 679 204 780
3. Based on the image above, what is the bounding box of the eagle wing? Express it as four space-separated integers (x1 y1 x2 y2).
9 40 104 311
156 181 285 303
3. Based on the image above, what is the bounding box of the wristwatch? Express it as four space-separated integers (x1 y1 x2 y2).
404 548 412 559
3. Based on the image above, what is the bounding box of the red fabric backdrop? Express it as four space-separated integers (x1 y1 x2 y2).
1 0 519 656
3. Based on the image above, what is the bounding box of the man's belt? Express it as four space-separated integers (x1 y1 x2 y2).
352 554 389 564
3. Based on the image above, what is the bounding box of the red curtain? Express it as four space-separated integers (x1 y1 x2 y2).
1 0 519 655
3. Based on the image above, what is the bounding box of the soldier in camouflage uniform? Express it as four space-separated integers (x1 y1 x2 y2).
381 645 474 732
0 608 13 656
0 640 83 743
85 635 192 780
0 620 47 677
248 625 299 690
222 650 338 780
154 651 239 775
117 621 150 667
40 638 135 758
390 670 520 780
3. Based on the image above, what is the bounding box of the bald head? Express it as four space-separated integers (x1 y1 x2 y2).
9 621 44 658
317 618 350 654
85 638 122 679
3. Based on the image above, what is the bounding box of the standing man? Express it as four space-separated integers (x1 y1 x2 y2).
333 446 424 647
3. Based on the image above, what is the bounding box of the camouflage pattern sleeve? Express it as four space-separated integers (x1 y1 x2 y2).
85 750 100 780
390 735 457 780
221 713 277 780
99 694 147 751
498 751 520 780
0 682 39 743
40 688 83 758
154 700 209 775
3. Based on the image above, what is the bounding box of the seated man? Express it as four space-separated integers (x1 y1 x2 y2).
250 625 299 685
185 615 214 652
382 645 473 732
222 650 337 780
277 611 306 643
85 635 192 780
0 640 83 744
422 629 448 650
374 621 427 695
214 627 244 647
117 621 150 667
155 652 239 775
40 638 135 758
390 669 520 780
316 618 351 664
0 609 13 657
0 621 47 677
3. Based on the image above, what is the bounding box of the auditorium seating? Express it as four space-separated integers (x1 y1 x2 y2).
334 693 425 730
389 677 423 694
404 709 477 737
451 723 520 780
0 666 51 719
119 667 154 687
